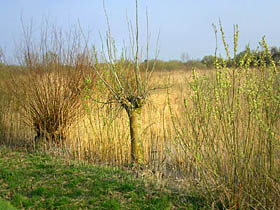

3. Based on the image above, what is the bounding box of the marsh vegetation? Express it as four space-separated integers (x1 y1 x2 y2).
0 3 279 209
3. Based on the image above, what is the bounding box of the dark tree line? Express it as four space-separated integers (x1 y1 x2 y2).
201 46 280 68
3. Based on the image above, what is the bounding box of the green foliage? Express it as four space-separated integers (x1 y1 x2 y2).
201 55 224 68
184 60 207 70
0 199 17 210
142 59 186 71
228 43 280 68
172 27 280 209
201 55 216 68
142 59 207 71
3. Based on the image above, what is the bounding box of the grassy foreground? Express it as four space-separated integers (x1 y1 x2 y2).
0 146 205 210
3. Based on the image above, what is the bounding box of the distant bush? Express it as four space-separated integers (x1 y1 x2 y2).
141 59 185 71
201 55 216 68
163 60 185 71
184 59 207 70
141 59 208 71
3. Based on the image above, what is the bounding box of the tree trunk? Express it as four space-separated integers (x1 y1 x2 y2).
126 107 142 164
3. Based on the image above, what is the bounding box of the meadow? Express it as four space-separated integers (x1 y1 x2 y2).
1 145 206 209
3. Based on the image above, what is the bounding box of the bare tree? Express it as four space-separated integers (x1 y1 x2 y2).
93 0 158 164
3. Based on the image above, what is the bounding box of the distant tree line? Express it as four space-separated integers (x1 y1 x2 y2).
2 46 280 72
140 46 280 71
201 46 280 68
141 59 208 71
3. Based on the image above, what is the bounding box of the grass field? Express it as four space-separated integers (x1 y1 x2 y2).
0 145 206 209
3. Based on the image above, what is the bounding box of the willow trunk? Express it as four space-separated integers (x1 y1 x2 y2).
127 107 142 164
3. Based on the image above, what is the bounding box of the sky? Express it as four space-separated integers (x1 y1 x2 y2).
1 0 280 62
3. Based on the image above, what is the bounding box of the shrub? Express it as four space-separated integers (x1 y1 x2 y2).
184 59 207 70
5 23 96 145
7 64 95 144
141 59 185 71
201 55 216 68
171 28 280 209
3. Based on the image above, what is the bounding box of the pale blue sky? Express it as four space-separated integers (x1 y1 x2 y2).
1 0 280 62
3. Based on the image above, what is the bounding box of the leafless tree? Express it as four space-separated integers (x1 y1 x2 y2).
93 0 159 164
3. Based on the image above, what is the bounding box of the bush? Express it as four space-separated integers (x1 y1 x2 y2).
184 59 207 70
171 34 280 209
201 55 216 68
4 24 96 145
7 64 95 144
141 59 185 71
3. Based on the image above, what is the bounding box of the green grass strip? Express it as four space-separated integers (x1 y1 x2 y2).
0 146 205 209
